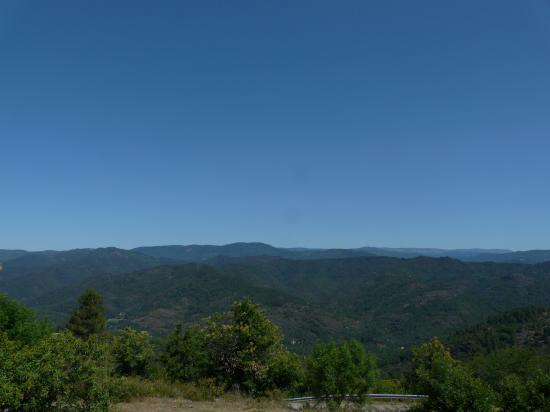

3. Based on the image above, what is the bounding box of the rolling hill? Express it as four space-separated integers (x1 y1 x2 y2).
0 247 171 304
0 249 28 264
447 306 550 359
23 255 550 364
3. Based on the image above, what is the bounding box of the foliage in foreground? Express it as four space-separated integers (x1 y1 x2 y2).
112 327 155 377
163 299 304 394
0 331 110 411
0 293 50 345
8 288 550 412
411 337 494 412
306 339 377 409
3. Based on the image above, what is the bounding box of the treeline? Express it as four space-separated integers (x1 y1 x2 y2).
1 291 378 411
448 306 550 359
2 290 550 411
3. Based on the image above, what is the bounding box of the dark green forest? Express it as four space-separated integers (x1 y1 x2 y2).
3 247 550 410
4 248 550 364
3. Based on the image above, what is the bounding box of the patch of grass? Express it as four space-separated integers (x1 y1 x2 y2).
107 376 225 402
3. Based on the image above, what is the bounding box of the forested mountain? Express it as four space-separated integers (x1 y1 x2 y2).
0 247 170 304
18 255 550 364
133 242 375 261
448 306 550 359
4 244 550 365
0 249 28 263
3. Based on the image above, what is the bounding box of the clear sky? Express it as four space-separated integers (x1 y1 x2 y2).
1 0 550 251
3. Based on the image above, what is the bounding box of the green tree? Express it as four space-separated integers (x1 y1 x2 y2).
412 337 495 412
500 370 550 412
67 289 106 339
499 374 531 412
112 327 155 377
0 294 50 345
525 370 550 411
0 334 21 408
268 349 304 394
163 324 211 382
0 331 110 411
469 347 550 388
205 298 301 393
306 339 377 409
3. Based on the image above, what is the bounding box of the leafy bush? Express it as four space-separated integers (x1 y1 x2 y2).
267 349 304 393
204 299 302 394
0 331 110 411
305 339 377 409
499 370 550 412
163 324 211 382
112 327 155 377
164 299 304 395
499 374 531 412
373 378 404 394
468 347 550 388
411 337 495 412
0 294 50 345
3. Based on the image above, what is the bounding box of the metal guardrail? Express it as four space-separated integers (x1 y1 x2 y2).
286 394 428 402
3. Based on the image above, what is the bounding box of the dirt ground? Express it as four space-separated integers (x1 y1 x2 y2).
112 397 413 412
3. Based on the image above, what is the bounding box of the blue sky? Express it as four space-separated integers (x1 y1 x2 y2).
1 0 550 251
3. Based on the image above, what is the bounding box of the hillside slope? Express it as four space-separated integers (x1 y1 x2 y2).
447 306 550 359
0 247 170 304
29 256 550 362
0 249 28 264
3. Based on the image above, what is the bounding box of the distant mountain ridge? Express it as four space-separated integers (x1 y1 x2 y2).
358 246 512 260
468 250 550 264
132 242 375 261
0 247 171 304
0 249 29 264
133 242 550 264
3 243 550 264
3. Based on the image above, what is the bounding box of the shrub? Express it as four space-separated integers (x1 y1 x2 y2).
204 298 301 394
305 339 377 409
411 337 495 412
267 349 304 394
0 294 50 345
373 379 404 394
163 324 210 382
0 331 110 411
526 370 550 411
469 347 550 388
112 327 155 377
164 299 303 395
499 374 531 412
